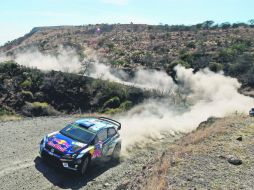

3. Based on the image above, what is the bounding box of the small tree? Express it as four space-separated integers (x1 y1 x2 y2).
202 20 215 30
220 22 231 29
248 19 254 27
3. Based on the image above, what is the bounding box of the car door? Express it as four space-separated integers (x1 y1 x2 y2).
106 127 118 156
93 128 110 158
101 128 113 157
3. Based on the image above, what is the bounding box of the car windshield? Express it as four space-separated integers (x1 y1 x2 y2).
60 124 95 144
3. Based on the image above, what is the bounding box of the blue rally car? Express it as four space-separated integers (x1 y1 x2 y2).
250 108 254 116
39 117 121 175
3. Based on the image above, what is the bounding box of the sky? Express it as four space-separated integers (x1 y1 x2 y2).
0 0 253 45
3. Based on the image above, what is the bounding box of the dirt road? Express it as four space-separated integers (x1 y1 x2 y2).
0 116 180 190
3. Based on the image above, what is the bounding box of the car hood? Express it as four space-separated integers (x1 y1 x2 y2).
47 132 87 154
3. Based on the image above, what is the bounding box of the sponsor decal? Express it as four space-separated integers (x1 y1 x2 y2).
72 141 86 147
91 141 103 158
48 138 70 152
92 148 102 158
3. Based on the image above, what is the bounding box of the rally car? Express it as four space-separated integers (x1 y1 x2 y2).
39 117 121 175
250 108 254 116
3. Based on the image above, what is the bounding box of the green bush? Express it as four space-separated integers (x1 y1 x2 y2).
227 54 254 76
103 100 133 114
0 61 19 76
111 60 126 66
179 51 194 63
119 101 133 111
31 102 49 108
103 96 121 109
186 41 196 49
209 62 224 72
218 39 251 63
21 102 58 116
0 106 10 116
106 43 115 50
131 50 144 63
20 80 32 89
218 48 237 62
21 90 34 100
114 49 125 56
178 60 191 68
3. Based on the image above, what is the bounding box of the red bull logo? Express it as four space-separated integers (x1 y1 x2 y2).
48 138 70 152
55 139 69 147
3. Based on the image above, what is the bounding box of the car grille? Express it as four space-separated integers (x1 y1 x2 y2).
45 143 64 157
41 150 62 167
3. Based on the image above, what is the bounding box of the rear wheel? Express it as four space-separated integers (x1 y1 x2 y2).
79 156 90 176
111 143 121 162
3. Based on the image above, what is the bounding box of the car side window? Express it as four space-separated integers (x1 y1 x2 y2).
94 129 107 144
108 128 117 138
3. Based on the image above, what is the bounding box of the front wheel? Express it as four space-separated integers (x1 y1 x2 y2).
111 143 121 162
40 151 46 161
79 156 90 176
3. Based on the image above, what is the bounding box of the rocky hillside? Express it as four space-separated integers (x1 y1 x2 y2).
123 114 254 189
1 23 254 87
0 61 147 117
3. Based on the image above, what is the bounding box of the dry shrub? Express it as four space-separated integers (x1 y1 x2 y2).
143 153 169 190
0 115 22 121
180 118 231 146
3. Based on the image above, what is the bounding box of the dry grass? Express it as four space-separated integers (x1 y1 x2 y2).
179 115 244 147
70 113 109 118
0 115 22 122
143 146 193 190
144 153 170 190
140 115 247 190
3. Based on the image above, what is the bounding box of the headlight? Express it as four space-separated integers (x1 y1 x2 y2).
41 135 48 147
76 153 85 159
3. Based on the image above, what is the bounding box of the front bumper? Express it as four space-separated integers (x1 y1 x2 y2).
40 148 82 171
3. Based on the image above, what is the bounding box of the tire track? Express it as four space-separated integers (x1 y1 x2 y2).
0 160 33 177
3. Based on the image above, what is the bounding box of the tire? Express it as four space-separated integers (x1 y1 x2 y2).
79 156 90 176
40 151 46 161
111 143 121 162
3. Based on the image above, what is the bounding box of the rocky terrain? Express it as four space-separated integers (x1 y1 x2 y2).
125 114 254 189
0 114 253 190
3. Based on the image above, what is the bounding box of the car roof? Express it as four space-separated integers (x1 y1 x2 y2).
74 117 117 133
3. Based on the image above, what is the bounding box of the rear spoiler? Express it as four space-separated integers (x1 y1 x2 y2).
98 117 121 130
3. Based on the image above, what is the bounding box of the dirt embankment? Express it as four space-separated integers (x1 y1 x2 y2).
125 115 254 190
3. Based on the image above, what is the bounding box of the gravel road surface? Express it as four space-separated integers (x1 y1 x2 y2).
0 116 180 190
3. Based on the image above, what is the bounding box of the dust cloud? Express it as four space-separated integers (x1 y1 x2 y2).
86 62 176 92
86 62 254 151
0 47 82 73
1 49 253 152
